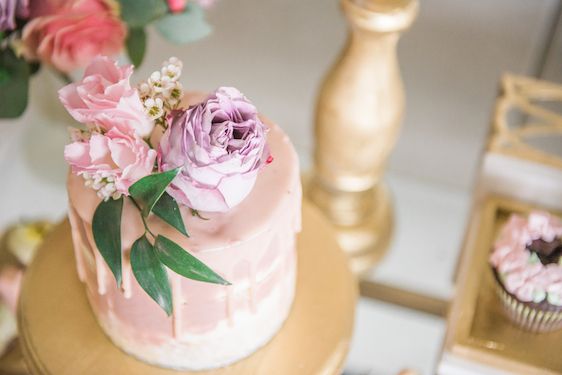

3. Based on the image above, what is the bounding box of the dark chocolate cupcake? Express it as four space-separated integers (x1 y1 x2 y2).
490 211 562 333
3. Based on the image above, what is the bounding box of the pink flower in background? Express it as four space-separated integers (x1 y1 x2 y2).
27 0 66 18
0 0 29 31
167 0 186 13
65 128 156 198
59 56 154 138
166 0 214 12
158 87 270 213
21 0 125 73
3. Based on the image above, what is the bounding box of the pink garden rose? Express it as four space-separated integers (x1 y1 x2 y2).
65 127 156 198
21 0 125 73
59 56 154 138
158 87 270 212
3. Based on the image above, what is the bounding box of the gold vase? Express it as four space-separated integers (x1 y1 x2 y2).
307 0 418 274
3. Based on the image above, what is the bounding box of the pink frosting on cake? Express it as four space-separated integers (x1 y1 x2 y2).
490 211 562 306
66 96 301 370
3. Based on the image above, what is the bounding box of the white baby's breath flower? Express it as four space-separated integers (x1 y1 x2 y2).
144 97 164 120
148 71 165 93
139 82 151 97
80 171 121 201
165 82 184 106
138 57 185 124
163 57 183 70
162 64 181 81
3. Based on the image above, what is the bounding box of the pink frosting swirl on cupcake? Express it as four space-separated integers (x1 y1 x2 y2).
490 211 562 305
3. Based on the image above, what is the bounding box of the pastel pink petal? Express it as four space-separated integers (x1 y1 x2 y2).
64 142 91 167
216 172 257 209
108 140 136 170
89 134 111 164
171 177 228 213
516 283 535 302
84 56 121 82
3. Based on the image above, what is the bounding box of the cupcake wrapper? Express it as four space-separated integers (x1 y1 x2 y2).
495 282 562 333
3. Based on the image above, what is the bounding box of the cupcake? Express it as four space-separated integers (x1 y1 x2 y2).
490 211 562 333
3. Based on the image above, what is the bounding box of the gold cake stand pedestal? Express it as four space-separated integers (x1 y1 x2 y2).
17 202 357 375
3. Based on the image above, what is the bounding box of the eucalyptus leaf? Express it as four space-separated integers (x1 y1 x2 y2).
92 197 124 286
129 167 181 217
126 28 147 67
118 0 168 28
155 235 229 285
131 235 173 316
155 4 211 45
0 48 29 118
153 192 189 237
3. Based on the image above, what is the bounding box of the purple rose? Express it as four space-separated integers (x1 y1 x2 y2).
0 0 28 31
158 87 270 213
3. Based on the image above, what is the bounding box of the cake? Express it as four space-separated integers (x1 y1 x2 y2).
61 57 301 369
489 211 562 333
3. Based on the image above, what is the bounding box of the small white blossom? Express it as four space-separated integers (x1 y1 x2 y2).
144 97 164 120
163 57 183 70
161 64 181 81
80 171 121 201
138 57 185 124
164 82 183 106
139 82 151 97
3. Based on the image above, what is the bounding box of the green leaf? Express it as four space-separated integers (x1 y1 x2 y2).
118 0 168 28
29 62 41 76
126 28 147 67
155 235 230 285
131 235 173 316
0 48 30 118
92 197 124 286
155 4 211 45
153 192 189 237
129 168 181 218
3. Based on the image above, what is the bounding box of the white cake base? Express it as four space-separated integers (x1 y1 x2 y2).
89 263 296 371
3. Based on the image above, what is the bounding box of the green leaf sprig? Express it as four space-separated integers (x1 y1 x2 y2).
92 168 230 316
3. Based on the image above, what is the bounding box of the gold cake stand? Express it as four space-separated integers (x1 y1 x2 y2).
17 201 357 375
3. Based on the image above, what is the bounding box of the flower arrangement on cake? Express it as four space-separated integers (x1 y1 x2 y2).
0 0 214 118
62 56 301 369
490 211 562 332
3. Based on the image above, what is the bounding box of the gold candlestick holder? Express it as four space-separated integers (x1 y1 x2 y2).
307 0 418 274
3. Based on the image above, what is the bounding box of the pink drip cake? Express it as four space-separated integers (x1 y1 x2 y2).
61 57 301 370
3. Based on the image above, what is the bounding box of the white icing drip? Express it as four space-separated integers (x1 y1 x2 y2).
122 256 132 299
68 206 86 282
248 267 257 314
225 286 234 327
171 273 183 338
93 249 108 295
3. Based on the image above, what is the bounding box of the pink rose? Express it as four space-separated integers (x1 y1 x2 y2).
158 87 270 212
59 56 154 138
167 0 186 13
21 0 125 73
65 128 156 198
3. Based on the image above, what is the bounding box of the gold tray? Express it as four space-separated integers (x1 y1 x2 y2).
445 196 562 375
18 201 357 375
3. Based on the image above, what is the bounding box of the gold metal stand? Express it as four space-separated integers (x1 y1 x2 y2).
18 202 357 375
307 0 418 275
